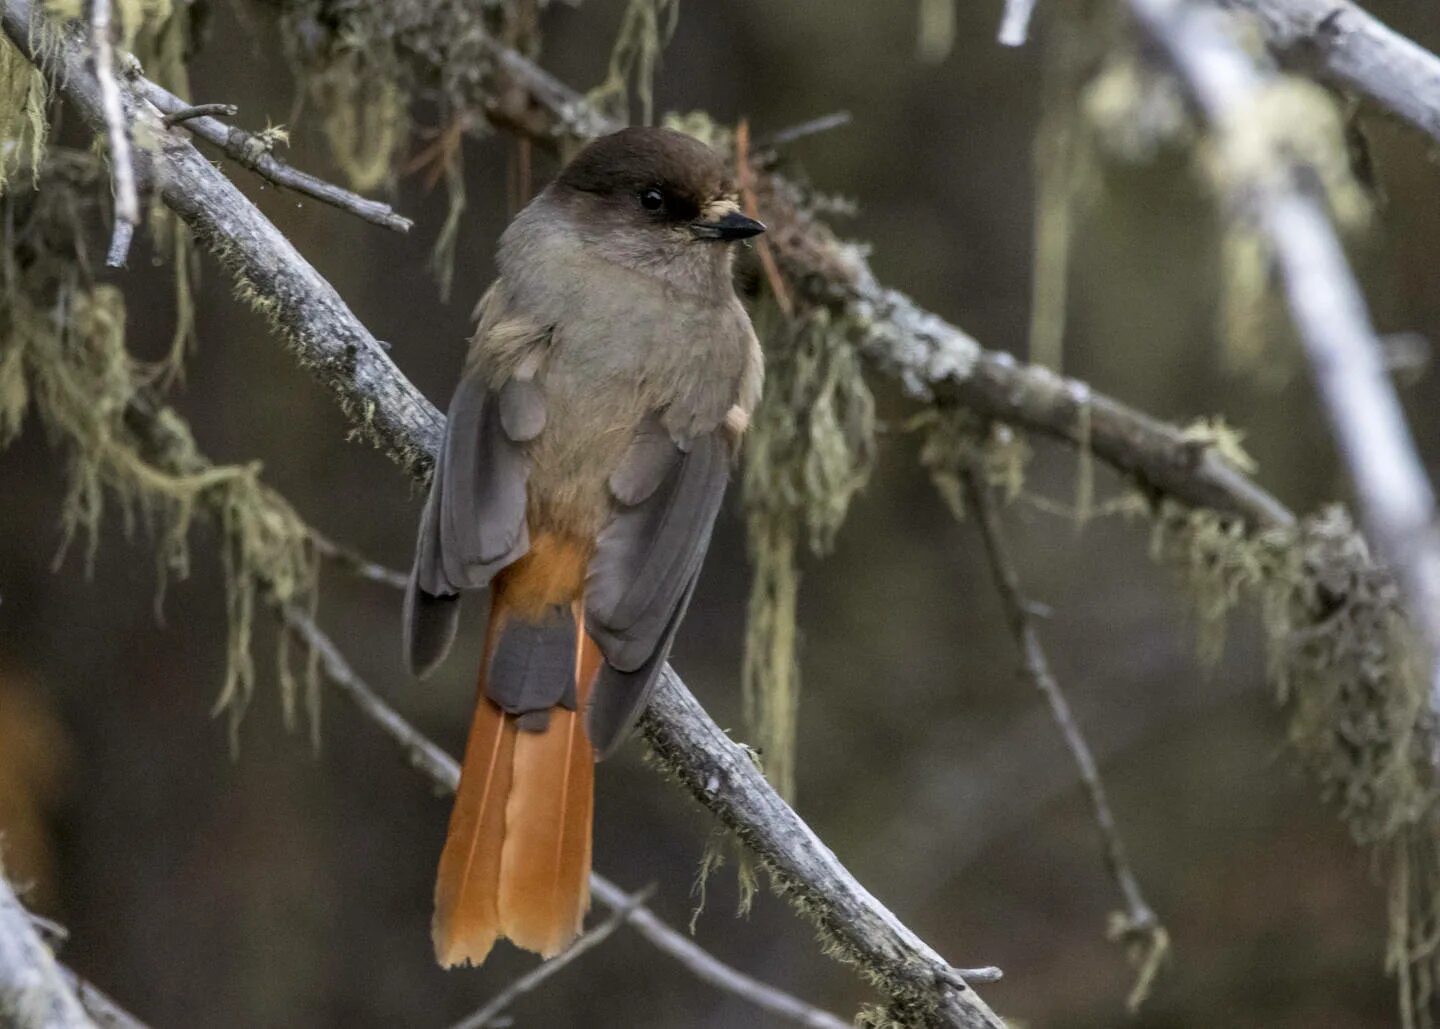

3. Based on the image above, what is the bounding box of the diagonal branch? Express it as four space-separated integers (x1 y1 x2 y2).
0 873 94 1029
0 4 1003 1021
88 0 136 266
960 458 1167 1012
1217 0 1440 147
1128 0 1440 706
134 80 413 233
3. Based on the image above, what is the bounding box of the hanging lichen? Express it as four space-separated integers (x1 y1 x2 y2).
588 0 679 126
1149 500 1440 1027
2 152 322 750
742 305 876 799
1197 73 1370 378
430 133 467 302
1027 6 1095 372
0 34 49 195
915 407 1031 520
306 49 408 193
914 0 955 63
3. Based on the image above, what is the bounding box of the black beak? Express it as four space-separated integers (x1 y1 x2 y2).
690 210 766 242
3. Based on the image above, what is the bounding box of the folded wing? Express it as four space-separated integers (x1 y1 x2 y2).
584 416 731 756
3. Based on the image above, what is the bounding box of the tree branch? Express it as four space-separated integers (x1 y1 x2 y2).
960 459 1167 1011
134 80 413 234
1128 0 1440 705
0 873 94 1029
1218 0 1440 147
998 0 1040 47
89 0 136 266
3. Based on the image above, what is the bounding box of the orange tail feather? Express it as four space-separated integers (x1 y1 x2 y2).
432 597 600 967
433 612 516 968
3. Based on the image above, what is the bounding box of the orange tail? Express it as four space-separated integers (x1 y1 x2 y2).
432 595 600 967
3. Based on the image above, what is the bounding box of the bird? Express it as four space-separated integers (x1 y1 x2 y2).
404 126 765 968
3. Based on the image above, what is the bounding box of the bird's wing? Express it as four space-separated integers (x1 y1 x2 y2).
404 290 549 678
584 415 731 756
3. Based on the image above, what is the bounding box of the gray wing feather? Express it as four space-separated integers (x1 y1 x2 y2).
608 417 678 506
404 372 536 677
439 372 531 585
584 426 729 753
586 568 701 759
499 378 546 441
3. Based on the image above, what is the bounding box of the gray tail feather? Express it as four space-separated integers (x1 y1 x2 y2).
487 604 578 733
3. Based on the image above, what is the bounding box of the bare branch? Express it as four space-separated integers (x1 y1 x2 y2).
89 0 136 267
753 111 853 151
448 887 658 1029
1127 0 1440 710
309 530 410 591
641 673 1003 1022
278 604 854 1029
0 873 95 1029
583 877 867 1025
161 102 237 127
959 459 1167 1011
998 0 1040 47
1219 0 1440 147
135 80 413 234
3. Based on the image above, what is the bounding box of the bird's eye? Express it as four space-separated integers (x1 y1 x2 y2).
639 188 665 211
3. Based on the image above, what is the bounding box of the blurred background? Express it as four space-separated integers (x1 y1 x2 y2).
6 0 1440 1025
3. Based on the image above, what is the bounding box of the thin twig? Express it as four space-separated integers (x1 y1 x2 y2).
959 458 1167 1011
309 530 410 590
735 118 793 317
277 604 855 1029
753 111 852 151
448 887 658 1029
135 80 413 234
89 0 137 267
998 0 1040 46
0 873 94 1029
161 102 237 127
1127 0 1440 711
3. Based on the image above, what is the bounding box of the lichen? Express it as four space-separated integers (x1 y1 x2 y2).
0 35 49 196
587 0 678 126
1149 499 1440 1026
2 152 322 751
915 407 1031 522
742 304 876 800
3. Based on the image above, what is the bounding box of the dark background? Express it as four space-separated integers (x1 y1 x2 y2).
6 1 1440 1025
